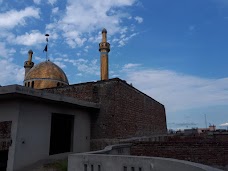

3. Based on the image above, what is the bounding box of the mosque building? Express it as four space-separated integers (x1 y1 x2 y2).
0 29 167 171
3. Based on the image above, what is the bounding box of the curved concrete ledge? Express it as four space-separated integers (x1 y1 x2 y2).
84 143 132 155
68 144 223 171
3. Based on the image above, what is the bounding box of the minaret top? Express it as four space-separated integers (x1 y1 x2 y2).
28 49 33 54
102 28 107 33
102 28 107 42
99 28 110 52
24 49 34 78
27 49 33 62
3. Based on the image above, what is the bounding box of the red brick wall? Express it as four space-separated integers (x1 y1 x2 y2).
46 81 97 102
46 78 167 140
130 135 228 167
114 81 167 137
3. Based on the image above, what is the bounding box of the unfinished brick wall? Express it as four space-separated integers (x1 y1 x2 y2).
130 135 228 167
46 81 97 102
114 81 167 137
46 78 167 140
0 121 12 151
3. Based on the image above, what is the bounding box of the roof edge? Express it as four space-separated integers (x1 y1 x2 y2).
46 77 164 106
0 85 99 109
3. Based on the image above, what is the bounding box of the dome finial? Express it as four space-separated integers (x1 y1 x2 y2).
44 34 49 61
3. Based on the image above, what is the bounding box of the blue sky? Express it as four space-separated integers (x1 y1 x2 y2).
0 0 227 130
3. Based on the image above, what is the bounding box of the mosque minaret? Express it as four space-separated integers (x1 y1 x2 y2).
99 28 110 80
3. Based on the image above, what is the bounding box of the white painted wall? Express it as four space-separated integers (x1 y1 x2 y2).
14 101 52 170
0 99 92 171
0 101 19 171
73 110 91 152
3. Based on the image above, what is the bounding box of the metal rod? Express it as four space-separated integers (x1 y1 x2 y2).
204 114 208 128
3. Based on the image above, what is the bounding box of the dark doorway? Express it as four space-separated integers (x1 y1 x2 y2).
49 113 74 155
0 150 8 171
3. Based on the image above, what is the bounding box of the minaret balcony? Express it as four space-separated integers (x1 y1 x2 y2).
99 42 110 52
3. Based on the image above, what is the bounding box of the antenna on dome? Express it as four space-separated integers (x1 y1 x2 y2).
43 34 49 61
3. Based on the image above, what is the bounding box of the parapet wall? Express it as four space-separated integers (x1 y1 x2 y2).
68 144 223 171
130 134 228 169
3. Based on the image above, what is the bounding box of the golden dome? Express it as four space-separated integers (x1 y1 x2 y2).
24 61 69 89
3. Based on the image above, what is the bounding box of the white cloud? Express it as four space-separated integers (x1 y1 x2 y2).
123 63 141 69
134 16 143 23
48 0 137 47
20 48 32 55
53 61 66 68
169 122 197 128
118 32 138 47
84 45 90 52
33 0 57 5
13 30 48 46
0 42 8 58
0 42 15 58
52 7 59 14
74 59 99 75
33 0 41 4
0 7 40 29
52 57 100 75
66 58 99 75
220 123 228 127
0 59 24 85
48 0 57 5
34 56 44 62
124 69 228 112
63 31 87 48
